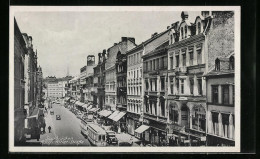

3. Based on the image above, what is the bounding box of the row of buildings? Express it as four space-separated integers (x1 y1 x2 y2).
14 18 44 145
64 11 235 146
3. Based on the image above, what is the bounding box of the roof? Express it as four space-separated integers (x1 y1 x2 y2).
126 27 173 55
204 70 234 77
88 124 106 134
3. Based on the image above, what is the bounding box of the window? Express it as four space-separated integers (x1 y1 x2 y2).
140 69 142 77
197 49 202 64
150 79 153 91
160 99 165 117
189 49 194 66
222 85 229 105
184 26 187 38
176 78 179 94
181 27 184 39
182 52 186 66
198 22 201 34
176 55 179 67
229 56 234 70
155 78 157 91
161 77 165 91
156 58 159 70
198 78 202 95
212 86 218 104
164 56 167 68
153 59 156 70
232 85 235 104
190 79 194 95
180 79 184 94
215 58 220 71
170 56 173 69
170 77 174 94
170 34 173 44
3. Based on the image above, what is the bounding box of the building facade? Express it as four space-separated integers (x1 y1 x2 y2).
105 37 136 111
141 30 171 145
115 52 127 111
205 54 235 146
14 18 27 145
93 50 106 110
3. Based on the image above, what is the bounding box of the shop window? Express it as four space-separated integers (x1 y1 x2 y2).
145 79 149 91
192 106 206 132
190 79 194 95
212 85 219 104
222 113 230 138
212 112 219 135
222 85 229 105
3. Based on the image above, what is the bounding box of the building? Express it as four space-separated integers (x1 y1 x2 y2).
165 11 235 146
14 18 27 145
115 51 127 111
93 50 106 110
37 66 43 107
141 29 171 145
204 53 235 146
105 37 136 111
80 55 96 104
44 76 73 99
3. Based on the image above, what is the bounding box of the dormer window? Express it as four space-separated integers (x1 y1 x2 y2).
229 56 234 70
184 26 187 38
198 22 201 34
181 27 184 39
215 58 220 71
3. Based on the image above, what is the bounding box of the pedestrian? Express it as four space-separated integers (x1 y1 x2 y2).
41 127 44 134
43 122 46 133
130 136 133 145
48 126 51 133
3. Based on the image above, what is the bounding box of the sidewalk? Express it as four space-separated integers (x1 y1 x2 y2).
115 132 140 146
39 109 57 145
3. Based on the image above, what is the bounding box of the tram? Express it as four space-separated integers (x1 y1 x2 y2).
86 123 107 146
80 118 94 137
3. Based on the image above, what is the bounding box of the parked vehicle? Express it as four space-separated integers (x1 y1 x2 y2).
56 115 61 120
50 110 54 115
106 131 118 145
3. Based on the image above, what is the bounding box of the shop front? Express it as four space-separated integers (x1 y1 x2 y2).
126 113 141 136
147 120 167 146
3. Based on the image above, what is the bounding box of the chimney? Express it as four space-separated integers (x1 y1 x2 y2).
98 53 102 63
128 37 135 44
114 43 117 46
181 11 189 21
102 49 106 59
121 37 127 42
167 26 170 29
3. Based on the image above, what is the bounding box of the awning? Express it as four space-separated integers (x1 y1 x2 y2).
86 105 93 111
108 110 120 120
82 104 88 108
75 101 85 106
102 110 112 117
98 110 105 116
112 111 126 122
27 107 39 119
89 107 99 112
135 125 150 134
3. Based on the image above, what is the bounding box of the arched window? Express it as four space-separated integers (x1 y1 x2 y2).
198 22 201 34
184 26 187 38
229 56 234 70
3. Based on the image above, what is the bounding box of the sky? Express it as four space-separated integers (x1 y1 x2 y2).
15 11 200 78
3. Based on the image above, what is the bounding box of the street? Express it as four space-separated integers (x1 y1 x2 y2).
40 103 91 146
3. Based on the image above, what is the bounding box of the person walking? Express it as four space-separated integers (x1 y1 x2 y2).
48 126 51 133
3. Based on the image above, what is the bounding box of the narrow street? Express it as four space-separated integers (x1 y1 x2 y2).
40 103 91 146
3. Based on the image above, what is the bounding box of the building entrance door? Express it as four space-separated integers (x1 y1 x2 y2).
181 104 189 128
